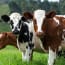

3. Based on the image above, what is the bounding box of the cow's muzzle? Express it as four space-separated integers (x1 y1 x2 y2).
36 32 45 37
13 30 19 35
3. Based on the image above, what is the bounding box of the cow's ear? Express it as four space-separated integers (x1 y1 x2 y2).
23 12 33 19
21 16 27 22
1 15 10 22
46 11 56 18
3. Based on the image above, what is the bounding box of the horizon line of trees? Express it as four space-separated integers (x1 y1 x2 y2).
1 0 65 15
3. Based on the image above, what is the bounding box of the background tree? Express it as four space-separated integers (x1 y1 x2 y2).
59 0 65 14
1 0 65 15
50 2 60 14
8 1 22 14
40 0 51 12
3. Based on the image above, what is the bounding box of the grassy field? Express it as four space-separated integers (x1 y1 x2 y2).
0 45 65 65
0 4 65 65
0 46 47 65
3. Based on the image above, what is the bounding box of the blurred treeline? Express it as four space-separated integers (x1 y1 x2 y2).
0 0 65 15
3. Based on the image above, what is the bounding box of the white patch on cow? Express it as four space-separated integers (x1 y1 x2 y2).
17 38 20 51
0 34 3 38
24 21 34 33
58 45 62 51
53 17 59 25
24 32 27 36
34 9 45 32
56 15 65 18
48 47 56 65
9 12 22 32
22 47 32 61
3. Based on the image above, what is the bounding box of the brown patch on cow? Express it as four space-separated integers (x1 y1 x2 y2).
23 12 33 20
0 32 17 49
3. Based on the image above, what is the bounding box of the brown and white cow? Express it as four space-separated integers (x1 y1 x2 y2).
23 10 64 65
0 32 17 49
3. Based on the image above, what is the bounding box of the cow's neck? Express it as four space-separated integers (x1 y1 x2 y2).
38 35 48 51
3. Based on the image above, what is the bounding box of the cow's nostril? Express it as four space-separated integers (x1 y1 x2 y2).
13 30 19 35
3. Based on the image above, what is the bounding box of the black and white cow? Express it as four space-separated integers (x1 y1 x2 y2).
1 12 34 61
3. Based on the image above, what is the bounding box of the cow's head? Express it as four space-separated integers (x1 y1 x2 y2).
1 12 27 35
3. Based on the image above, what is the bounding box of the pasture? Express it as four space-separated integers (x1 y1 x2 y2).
0 46 65 65
0 4 65 65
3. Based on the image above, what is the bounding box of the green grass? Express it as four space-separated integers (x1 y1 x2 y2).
0 46 48 65
55 57 65 65
0 46 21 65
0 46 65 65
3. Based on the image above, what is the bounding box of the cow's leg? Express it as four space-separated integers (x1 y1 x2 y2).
17 39 20 51
22 47 33 61
17 42 33 61
48 47 56 65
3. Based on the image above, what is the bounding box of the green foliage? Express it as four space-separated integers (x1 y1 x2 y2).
40 1 51 12
8 1 22 14
50 2 60 14
1 0 65 15
59 0 65 14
